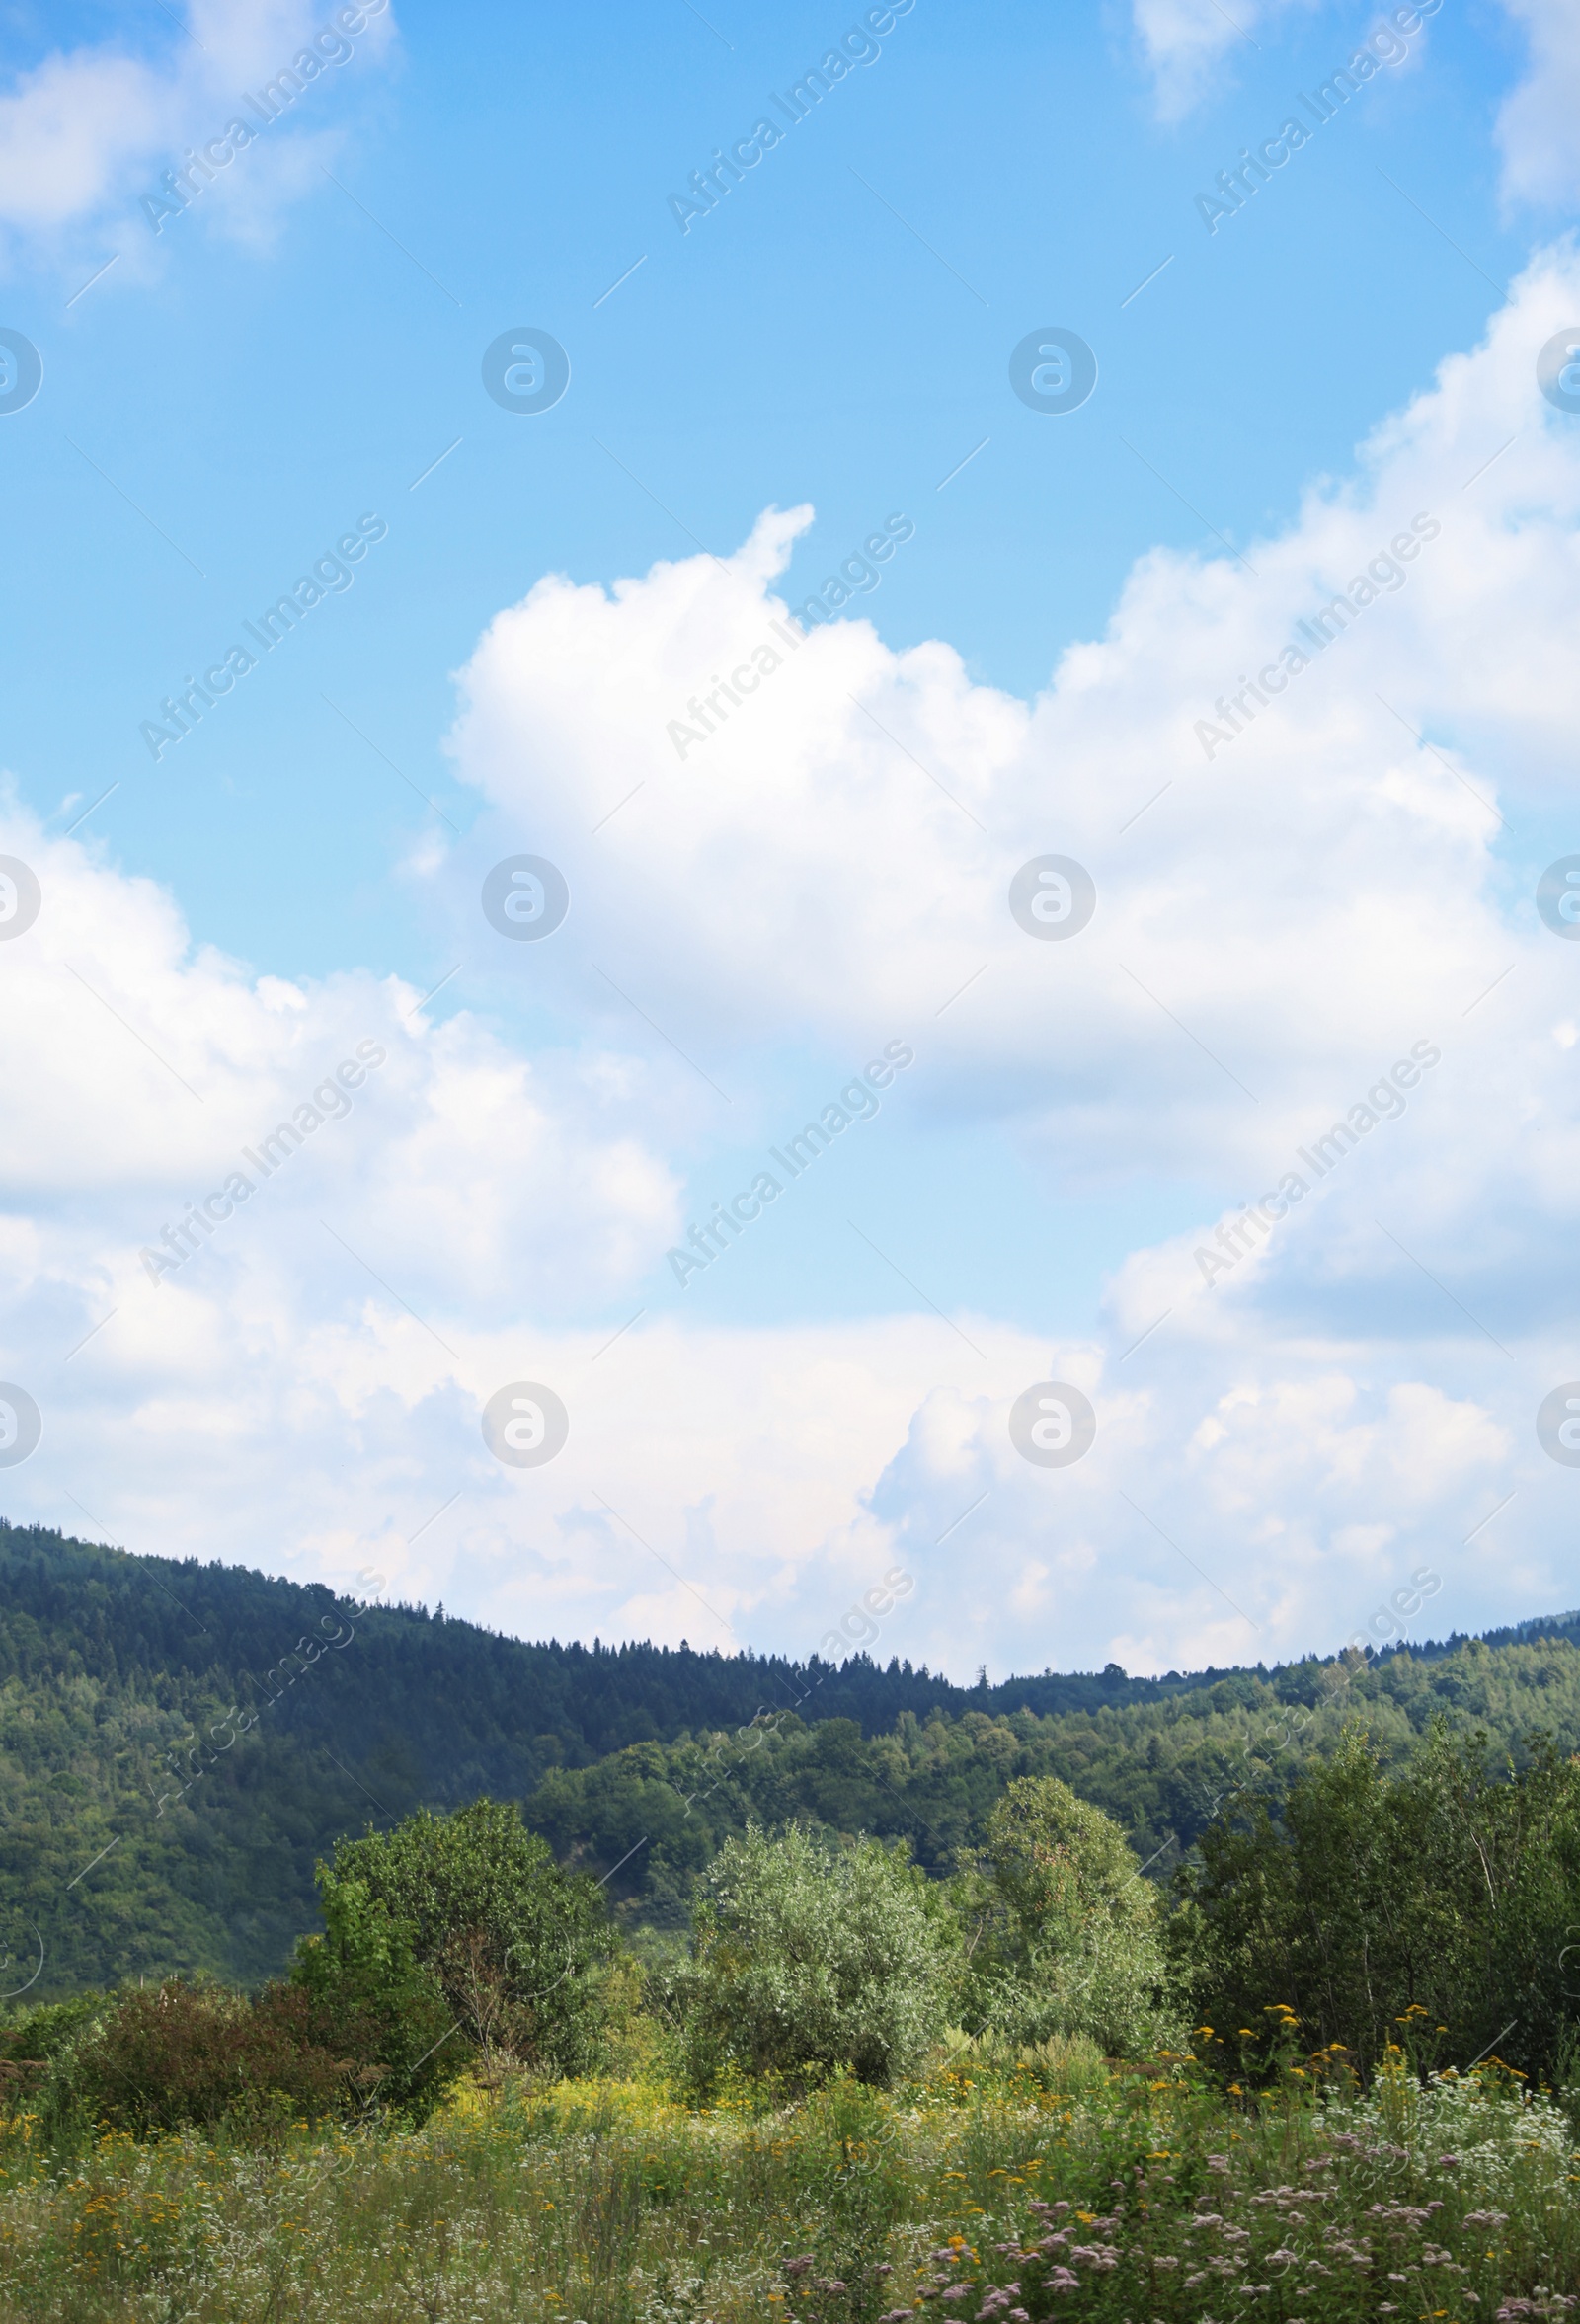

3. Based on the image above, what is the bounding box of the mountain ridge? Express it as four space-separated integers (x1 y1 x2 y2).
3 1516 1577 1991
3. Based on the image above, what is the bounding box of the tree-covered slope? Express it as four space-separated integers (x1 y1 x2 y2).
2 1515 1578 1991
0 1517 1212 1991
522 1633 1580 1925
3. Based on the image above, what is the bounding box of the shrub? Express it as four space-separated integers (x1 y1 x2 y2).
677 1823 953 2091
75 1979 351 2134
956 1774 1176 2056
0 1991 108 2147
312 1797 612 2077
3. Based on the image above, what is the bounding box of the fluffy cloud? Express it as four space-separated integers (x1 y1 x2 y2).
7 252 1580 1679
0 0 396 264
442 249 1580 1203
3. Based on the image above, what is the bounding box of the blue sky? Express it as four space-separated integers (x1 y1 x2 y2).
1 0 1578 1680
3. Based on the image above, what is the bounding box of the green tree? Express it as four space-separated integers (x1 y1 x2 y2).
288 1873 461 2120
1170 1722 1580 2082
679 1823 953 2089
313 1798 611 2077
957 1774 1175 2055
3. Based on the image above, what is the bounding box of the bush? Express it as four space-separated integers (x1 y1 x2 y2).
75 1979 352 2134
0 1991 108 2148
956 1774 1176 2056
311 1797 612 2078
677 1823 953 2091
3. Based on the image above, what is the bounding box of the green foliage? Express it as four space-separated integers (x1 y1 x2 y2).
0 1990 108 2148
1172 1720 1580 2083
0 1517 1247 1992
956 1775 1177 2055
524 1636 1580 1925
675 1824 954 2092
287 1874 461 2122
9 1515 1580 1997
74 1978 353 2135
316 1799 612 2077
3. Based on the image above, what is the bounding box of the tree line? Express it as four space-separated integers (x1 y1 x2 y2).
6 1717 1579 2140
4 1517 1580 1993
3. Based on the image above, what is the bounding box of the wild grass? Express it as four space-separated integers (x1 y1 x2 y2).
0 2038 1575 2323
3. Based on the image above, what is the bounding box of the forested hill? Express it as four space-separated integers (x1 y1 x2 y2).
525 1629 1580 1929
3 1517 1579 1993
0 1519 1243 1744
0 1517 1213 1992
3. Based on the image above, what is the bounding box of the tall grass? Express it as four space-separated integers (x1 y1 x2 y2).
0 2046 1575 2323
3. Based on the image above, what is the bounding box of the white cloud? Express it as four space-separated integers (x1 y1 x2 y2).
1494 0 1580 210
7 254 1580 1680
0 0 396 266
1131 0 1580 215
440 248 1580 1205
1129 0 1314 119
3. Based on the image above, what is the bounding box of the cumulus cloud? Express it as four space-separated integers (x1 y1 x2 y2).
7 253 1580 1679
440 248 1580 1203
